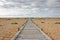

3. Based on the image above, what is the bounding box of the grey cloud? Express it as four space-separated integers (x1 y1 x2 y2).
46 0 60 8
0 0 60 8
0 0 60 17
1 0 46 8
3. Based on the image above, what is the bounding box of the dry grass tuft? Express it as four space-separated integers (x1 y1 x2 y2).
55 22 60 24
11 22 18 24
0 24 3 26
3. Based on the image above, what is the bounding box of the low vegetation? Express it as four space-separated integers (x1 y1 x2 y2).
0 24 3 26
11 22 18 24
41 22 44 23
7 19 11 20
41 28 43 31
55 22 60 24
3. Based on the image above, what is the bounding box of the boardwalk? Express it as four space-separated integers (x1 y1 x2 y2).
13 19 52 40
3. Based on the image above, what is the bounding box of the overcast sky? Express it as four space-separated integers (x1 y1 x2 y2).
0 0 60 17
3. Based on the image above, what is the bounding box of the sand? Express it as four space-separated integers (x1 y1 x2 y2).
32 18 60 40
0 18 27 40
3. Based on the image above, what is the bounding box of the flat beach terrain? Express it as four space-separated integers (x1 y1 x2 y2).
0 18 27 40
32 18 60 40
